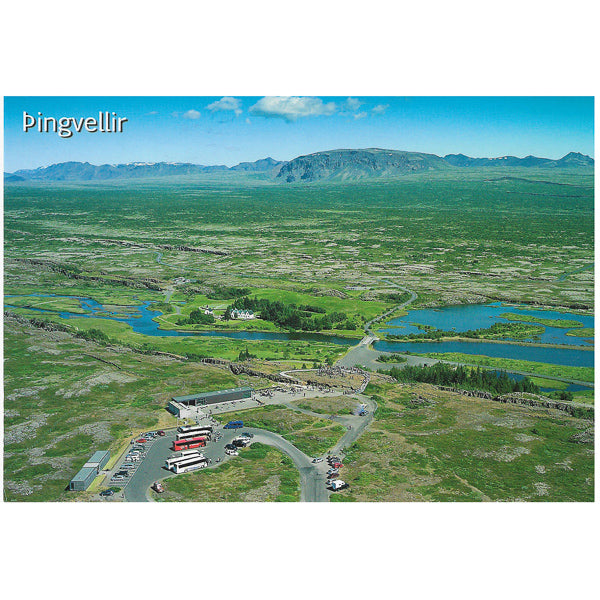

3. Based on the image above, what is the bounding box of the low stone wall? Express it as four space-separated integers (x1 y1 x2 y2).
438 385 591 417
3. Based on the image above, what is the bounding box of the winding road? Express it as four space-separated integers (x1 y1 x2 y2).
120 273 591 502
339 278 417 368
122 392 377 502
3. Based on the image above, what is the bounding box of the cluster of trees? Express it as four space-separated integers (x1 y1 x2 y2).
236 347 257 361
550 390 574 402
376 353 408 363
225 296 357 331
178 308 215 326
75 327 110 343
385 291 412 303
387 321 542 341
386 363 540 395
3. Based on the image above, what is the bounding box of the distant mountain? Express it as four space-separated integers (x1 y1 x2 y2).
277 149 594 182
443 151 594 169
4 173 25 183
9 158 282 182
554 152 595 168
231 157 285 173
5 150 593 183
276 148 450 183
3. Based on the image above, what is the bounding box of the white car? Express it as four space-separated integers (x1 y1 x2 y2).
312 458 323 463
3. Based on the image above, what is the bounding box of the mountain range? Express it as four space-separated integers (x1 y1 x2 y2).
5 149 593 183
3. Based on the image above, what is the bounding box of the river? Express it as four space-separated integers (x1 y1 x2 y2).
4 294 594 371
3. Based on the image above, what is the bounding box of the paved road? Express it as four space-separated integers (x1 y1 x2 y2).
364 279 417 337
122 424 330 503
122 386 378 503
124 427 240 502
246 428 328 502
338 343 594 387
273 393 378 498
336 282 593 388
339 280 417 366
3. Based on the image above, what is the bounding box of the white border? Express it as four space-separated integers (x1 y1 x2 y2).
1 1 597 599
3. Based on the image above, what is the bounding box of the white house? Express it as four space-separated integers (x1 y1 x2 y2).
231 309 255 320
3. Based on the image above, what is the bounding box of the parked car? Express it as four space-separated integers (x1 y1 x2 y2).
157 430 165 436
329 479 349 491
135 438 147 443
152 482 164 493
240 432 254 439
99 489 114 497
312 458 323 463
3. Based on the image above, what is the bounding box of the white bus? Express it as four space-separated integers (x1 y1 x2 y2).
177 424 213 435
175 429 211 441
164 451 203 470
171 455 209 474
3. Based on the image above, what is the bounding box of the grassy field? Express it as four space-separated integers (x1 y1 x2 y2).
500 313 584 329
3 171 594 502
5 308 346 364
4 169 594 314
290 395 359 415
155 443 300 502
566 327 594 338
331 380 594 502
3 316 242 501
213 405 346 456
417 352 594 385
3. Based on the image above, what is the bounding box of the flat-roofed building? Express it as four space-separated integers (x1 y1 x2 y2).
167 386 252 417
69 450 110 491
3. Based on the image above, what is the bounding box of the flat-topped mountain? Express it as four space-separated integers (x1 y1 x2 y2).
5 150 593 183
276 148 450 183
278 149 593 182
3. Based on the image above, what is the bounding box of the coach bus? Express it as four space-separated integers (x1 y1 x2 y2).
172 436 207 452
165 451 203 471
175 428 212 441
170 454 209 474
177 424 214 435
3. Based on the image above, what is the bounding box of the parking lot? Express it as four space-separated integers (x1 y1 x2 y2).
98 431 164 498
119 423 245 502
97 381 370 502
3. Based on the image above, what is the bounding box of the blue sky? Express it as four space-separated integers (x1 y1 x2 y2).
3 96 594 171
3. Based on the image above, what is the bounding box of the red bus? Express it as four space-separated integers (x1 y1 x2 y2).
172 436 207 451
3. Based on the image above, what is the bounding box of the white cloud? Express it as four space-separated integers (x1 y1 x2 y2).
249 96 337 121
245 118 251 125
354 112 368 119
207 97 242 116
372 104 389 115
345 97 363 111
182 109 201 120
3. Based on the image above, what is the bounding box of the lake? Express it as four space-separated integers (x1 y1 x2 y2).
380 302 594 346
